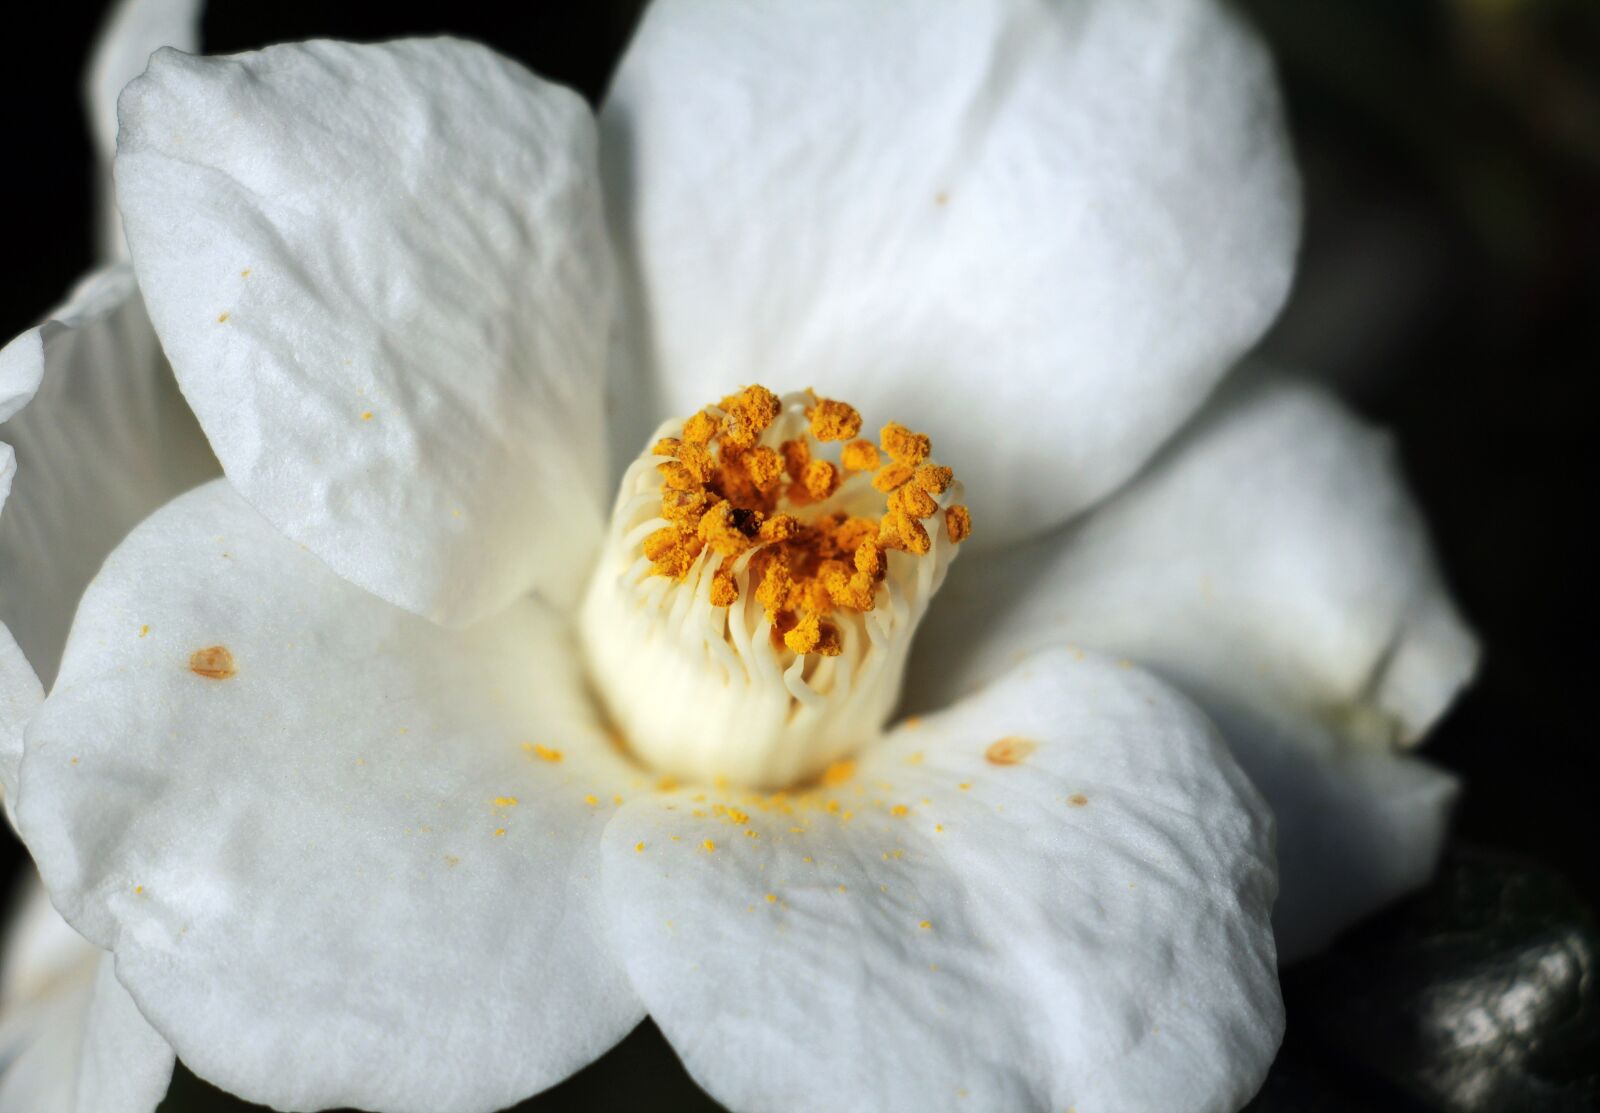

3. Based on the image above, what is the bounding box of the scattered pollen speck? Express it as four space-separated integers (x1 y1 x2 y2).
702 839 716 852
935 824 944 832
69 757 79 766
635 841 646 853
584 794 599 807
493 796 519 808
614 795 624 806
444 855 460 867
361 410 374 421
188 645 236 680
138 624 150 638
985 737 1036 765
765 893 778 903
134 885 143 894
528 744 563 762
958 782 972 791
216 311 230 323
890 804 909 817
838 885 848 893
919 920 932 930
493 828 506 837
240 268 251 277
821 758 856 787
1069 793 1089 807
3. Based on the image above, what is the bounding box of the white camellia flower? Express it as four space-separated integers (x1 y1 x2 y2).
0 1 1478 1111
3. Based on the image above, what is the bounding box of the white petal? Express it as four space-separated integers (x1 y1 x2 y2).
0 875 174 1113
602 648 1281 1113
602 0 1299 542
0 266 217 694
16 480 643 1113
907 376 1479 959
0 620 42 823
85 0 202 258
116 38 616 626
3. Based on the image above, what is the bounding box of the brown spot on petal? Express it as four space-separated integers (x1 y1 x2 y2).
1069 793 1089 807
189 645 236 680
985 737 1036 765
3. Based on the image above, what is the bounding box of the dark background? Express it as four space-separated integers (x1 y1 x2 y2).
2 2 1595 1110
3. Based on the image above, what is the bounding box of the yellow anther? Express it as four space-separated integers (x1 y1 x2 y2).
841 439 881 472
880 422 931 465
945 505 972 543
709 565 740 606
697 500 760 557
914 465 954 495
890 483 939 520
807 396 862 442
683 410 719 445
871 461 917 493
783 614 842 657
879 509 931 555
799 458 840 503
758 513 801 544
652 437 682 457
643 526 703 579
719 385 781 450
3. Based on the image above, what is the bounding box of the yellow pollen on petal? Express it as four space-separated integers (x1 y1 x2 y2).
765 893 778 903
821 759 857 786
188 645 236 680
702 839 716 852
890 804 909 817
986 737 1037 765
636 841 646 853
584 794 599 806
529 744 563 763
492 796 519 807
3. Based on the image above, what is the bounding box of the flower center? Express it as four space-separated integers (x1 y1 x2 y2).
580 386 970 790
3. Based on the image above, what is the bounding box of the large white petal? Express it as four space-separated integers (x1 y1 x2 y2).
15 480 643 1113
0 266 216 694
602 0 1299 542
907 375 1479 959
85 0 202 258
116 38 616 626
0 874 174 1113
602 648 1281 1113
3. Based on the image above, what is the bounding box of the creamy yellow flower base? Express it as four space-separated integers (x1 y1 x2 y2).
581 386 970 790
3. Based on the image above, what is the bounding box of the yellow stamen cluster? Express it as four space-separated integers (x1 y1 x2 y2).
641 387 971 656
